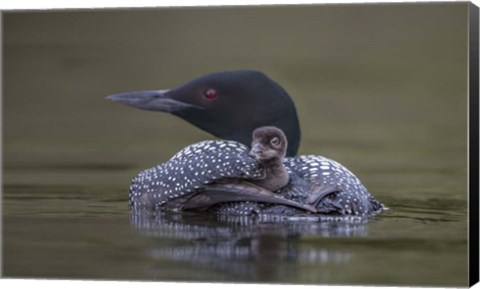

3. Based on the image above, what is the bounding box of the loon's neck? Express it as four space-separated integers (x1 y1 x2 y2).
253 158 289 192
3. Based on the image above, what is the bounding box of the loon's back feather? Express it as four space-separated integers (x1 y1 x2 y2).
129 140 264 209
209 155 385 217
129 142 385 216
284 155 384 215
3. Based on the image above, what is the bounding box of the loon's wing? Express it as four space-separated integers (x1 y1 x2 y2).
129 140 266 210
284 155 385 216
180 180 316 213
306 183 341 206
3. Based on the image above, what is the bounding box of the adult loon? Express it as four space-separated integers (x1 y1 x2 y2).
108 70 385 217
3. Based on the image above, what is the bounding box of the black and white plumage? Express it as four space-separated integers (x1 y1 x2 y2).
129 140 261 208
209 155 384 217
129 140 317 213
129 141 383 217
283 155 383 215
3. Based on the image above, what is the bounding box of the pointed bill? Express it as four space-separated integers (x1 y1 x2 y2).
106 90 201 112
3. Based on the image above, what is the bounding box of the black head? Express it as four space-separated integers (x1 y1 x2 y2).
249 126 287 162
107 70 301 156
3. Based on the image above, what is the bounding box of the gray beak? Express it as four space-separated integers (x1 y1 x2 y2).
106 90 201 113
249 143 263 157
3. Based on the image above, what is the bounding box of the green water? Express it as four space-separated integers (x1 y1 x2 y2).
2 3 469 286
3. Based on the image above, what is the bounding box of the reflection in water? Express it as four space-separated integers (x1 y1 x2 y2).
131 210 370 279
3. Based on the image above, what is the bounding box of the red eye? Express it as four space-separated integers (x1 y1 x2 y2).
204 89 218 100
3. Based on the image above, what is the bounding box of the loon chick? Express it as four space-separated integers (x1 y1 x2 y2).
129 138 316 213
249 126 289 192
108 70 385 216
